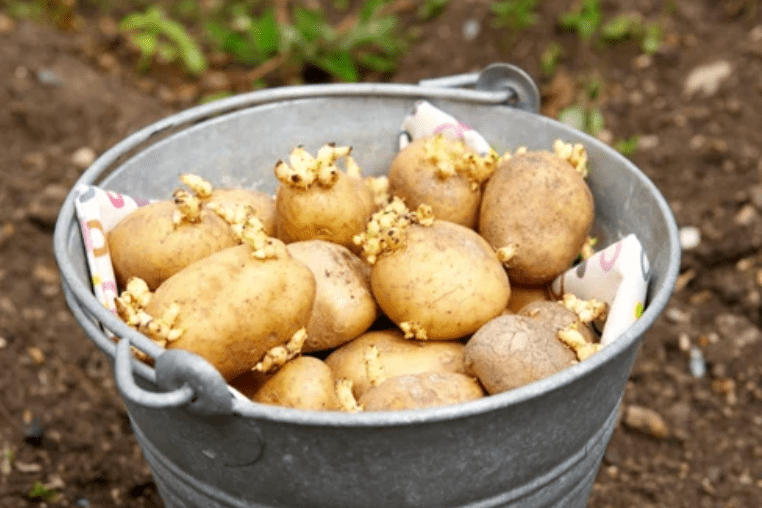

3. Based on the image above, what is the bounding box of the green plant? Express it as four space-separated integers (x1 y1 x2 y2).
205 7 279 66
28 480 57 503
418 0 449 21
614 135 639 156
558 0 602 41
490 0 539 30
601 14 664 54
120 6 207 75
559 104 604 137
540 41 564 76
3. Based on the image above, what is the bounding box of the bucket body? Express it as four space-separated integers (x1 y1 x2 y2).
54 80 680 508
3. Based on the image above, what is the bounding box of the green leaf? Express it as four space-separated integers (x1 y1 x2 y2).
359 0 393 23
315 51 359 82
601 14 635 41
28 481 57 502
641 22 663 55
587 108 605 137
558 105 587 132
614 135 640 156
357 52 398 73
251 9 279 55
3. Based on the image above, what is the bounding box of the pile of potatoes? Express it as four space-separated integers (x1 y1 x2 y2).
109 136 607 412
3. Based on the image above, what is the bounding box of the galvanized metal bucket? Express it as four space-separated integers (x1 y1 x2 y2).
53 64 680 508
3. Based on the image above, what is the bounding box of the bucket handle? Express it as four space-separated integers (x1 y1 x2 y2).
418 63 540 113
114 337 234 416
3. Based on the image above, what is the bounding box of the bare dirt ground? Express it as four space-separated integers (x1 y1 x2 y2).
1 0 761 506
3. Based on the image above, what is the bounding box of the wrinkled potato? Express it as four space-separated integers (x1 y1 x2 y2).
518 300 596 344
251 356 341 411
131 225 316 381
389 135 497 228
108 197 238 290
324 329 468 399
357 200 510 340
286 240 378 352
464 314 577 394
479 150 594 284
359 372 485 411
274 145 376 249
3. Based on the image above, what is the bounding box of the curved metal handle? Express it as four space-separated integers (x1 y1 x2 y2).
419 63 541 113
114 338 234 415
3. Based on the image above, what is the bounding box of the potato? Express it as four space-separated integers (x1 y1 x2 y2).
324 329 467 399
251 356 341 411
206 188 277 237
357 200 510 340
504 283 552 314
108 197 238 290
274 145 376 249
137 227 316 381
389 135 497 228
479 150 594 284
359 372 485 411
518 300 596 343
464 314 576 394
286 240 378 352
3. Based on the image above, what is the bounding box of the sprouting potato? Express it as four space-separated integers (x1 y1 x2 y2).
358 372 485 411
355 198 511 341
479 147 595 284
504 283 552 314
388 135 499 228
518 300 596 344
324 329 468 399
116 218 316 381
286 240 378 352
251 356 342 411
108 189 237 291
274 144 376 250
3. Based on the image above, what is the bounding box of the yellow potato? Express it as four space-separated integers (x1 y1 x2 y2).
359 372 485 411
503 283 552 314
141 239 316 381
479 150 594 284
108 199 237 290
252 356 341 411
389 135 496 228
324 329 467 399
206 188 277 237
518 300 596 343
369 219 510 340
286 240 378 352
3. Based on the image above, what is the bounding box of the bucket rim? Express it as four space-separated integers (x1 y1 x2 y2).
53 80 681 426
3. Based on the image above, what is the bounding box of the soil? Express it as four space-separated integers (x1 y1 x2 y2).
1 0 761 507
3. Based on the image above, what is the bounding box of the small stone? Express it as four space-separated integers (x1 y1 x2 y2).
734 204 757 226
75 498 91 507
37 69 65 87
684 60 733 97
462 19 480 41
28 347 46 365
97 52 119 72
23 412 44 447
33 264 60 285
679 226 701 250
689 346 706 378
201 70 231 92
0 13 16 33
638 134 659 150
623 405 669 439
71 147 96 169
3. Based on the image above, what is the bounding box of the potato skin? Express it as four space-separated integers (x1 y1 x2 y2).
479 151 594 284
464 314 576 394
389 137 481 228
108 200 238 290
144 242 316 381
252 356 341 411
286 240 378 352
518 300 596 343
359 372 485 411
324 329 467 398
371 220 510 340
275 172 375 249
207 188 277 237
504 283 552 314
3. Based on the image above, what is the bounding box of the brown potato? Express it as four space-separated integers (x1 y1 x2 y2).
252 356 341 411
108 199 238 290
389 135 496 228
359 372 485 411
286 240 378 352
370 219 511 340
518 300 596 343
464 314 576 394
142 240 316 381
324 329 467 399
479 150 594 284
